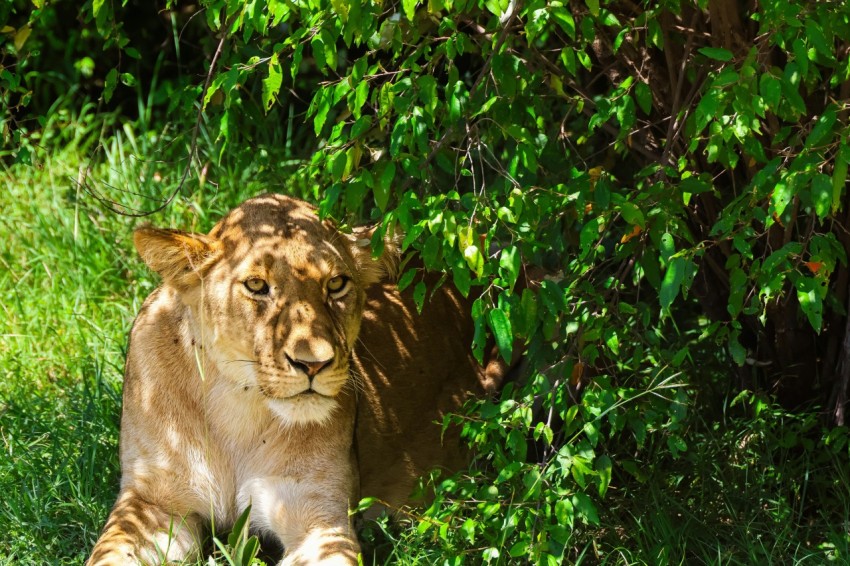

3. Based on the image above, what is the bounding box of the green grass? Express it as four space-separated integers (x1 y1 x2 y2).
2 114 850 565
0 135 137 563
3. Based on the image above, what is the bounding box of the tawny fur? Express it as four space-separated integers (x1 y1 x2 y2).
87 194 508 565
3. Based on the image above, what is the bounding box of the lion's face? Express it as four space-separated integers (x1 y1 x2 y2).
133 194 395 426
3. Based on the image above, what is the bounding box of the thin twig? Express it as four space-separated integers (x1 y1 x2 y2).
660 10 700 172
81 15 235 217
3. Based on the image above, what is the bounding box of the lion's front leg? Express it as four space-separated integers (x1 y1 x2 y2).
241 477 359 566
87 488 202 566
279 526 360 566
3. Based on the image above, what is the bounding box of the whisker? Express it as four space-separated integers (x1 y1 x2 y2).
344 368 366 395
223 359 258 367
354 336 386 370
342 380 361 397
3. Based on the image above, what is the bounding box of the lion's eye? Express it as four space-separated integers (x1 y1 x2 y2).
327 275 350 297
244 278 270 295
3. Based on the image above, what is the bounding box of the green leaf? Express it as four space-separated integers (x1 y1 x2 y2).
320 29 338 70
416 75 438 113
518 288 538 337
781 64 806 117
355 497 379 512
488 307 513 363
499 246 521 289
413 281 427 313
796 276 824 332
698 47 734 61
421 235 440 269
403 0 417 21
804 106 837 149
805 19 834 61
351 57 368 83
711 67 739 87
551 7 576 39
311 33 327 73
390 117 407 157
460 518 475 544
833 144 849 214
262 53 282 111
727 267 746 317
508 540 529 558
397 268 417 292
634 81 652 114
103 68 118 103
92 0 106 18
555 498 574 528
452 261 471 297
770 178 793 219
463 244 484 277
561 47 577 76
595 455 612 498
351 115 372 139
615 95 636 131
579 217 602 257
792 37 808 77
352 80 369 119
811 173 832 220
572 492 599 525
584 0 599 17
660 257 687 309
617 201 644 228
311 88 331 135
204 67 239 109
759 73 781 109
290 42 303 81
659 232 675 263
727 331 746 365
373 161 395 211
228 505 251 548
330 150 347 182
667 434 688 457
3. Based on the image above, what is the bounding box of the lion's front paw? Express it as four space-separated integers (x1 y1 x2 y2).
280 527 360 566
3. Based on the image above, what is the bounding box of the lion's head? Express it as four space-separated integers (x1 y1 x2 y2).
133 194 397 425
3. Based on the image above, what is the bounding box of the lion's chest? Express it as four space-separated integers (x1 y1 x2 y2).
190 383 294 524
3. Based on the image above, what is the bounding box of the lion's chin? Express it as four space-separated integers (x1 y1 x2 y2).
267 395 338 427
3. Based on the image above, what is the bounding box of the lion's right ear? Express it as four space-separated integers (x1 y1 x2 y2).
133 226 222 287
348 225 401 287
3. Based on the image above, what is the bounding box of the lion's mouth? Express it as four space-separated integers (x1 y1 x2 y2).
267 393 339 426
297 389 331 398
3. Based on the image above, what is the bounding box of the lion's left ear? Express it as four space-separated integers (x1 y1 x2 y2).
347 225 400 287
134 226 222 289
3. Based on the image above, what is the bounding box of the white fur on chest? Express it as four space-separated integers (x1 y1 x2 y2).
190 377 279 526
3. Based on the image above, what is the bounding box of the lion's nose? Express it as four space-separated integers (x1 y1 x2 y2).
286 354 333 378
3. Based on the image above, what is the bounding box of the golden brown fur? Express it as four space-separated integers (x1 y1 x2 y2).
88 194 507 565
354 278 507 512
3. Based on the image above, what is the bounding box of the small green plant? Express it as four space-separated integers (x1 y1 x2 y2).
213 506 263 566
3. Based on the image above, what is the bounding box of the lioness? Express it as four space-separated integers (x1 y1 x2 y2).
88 194 505 565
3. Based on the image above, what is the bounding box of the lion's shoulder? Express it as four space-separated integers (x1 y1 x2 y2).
353 276 511 510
